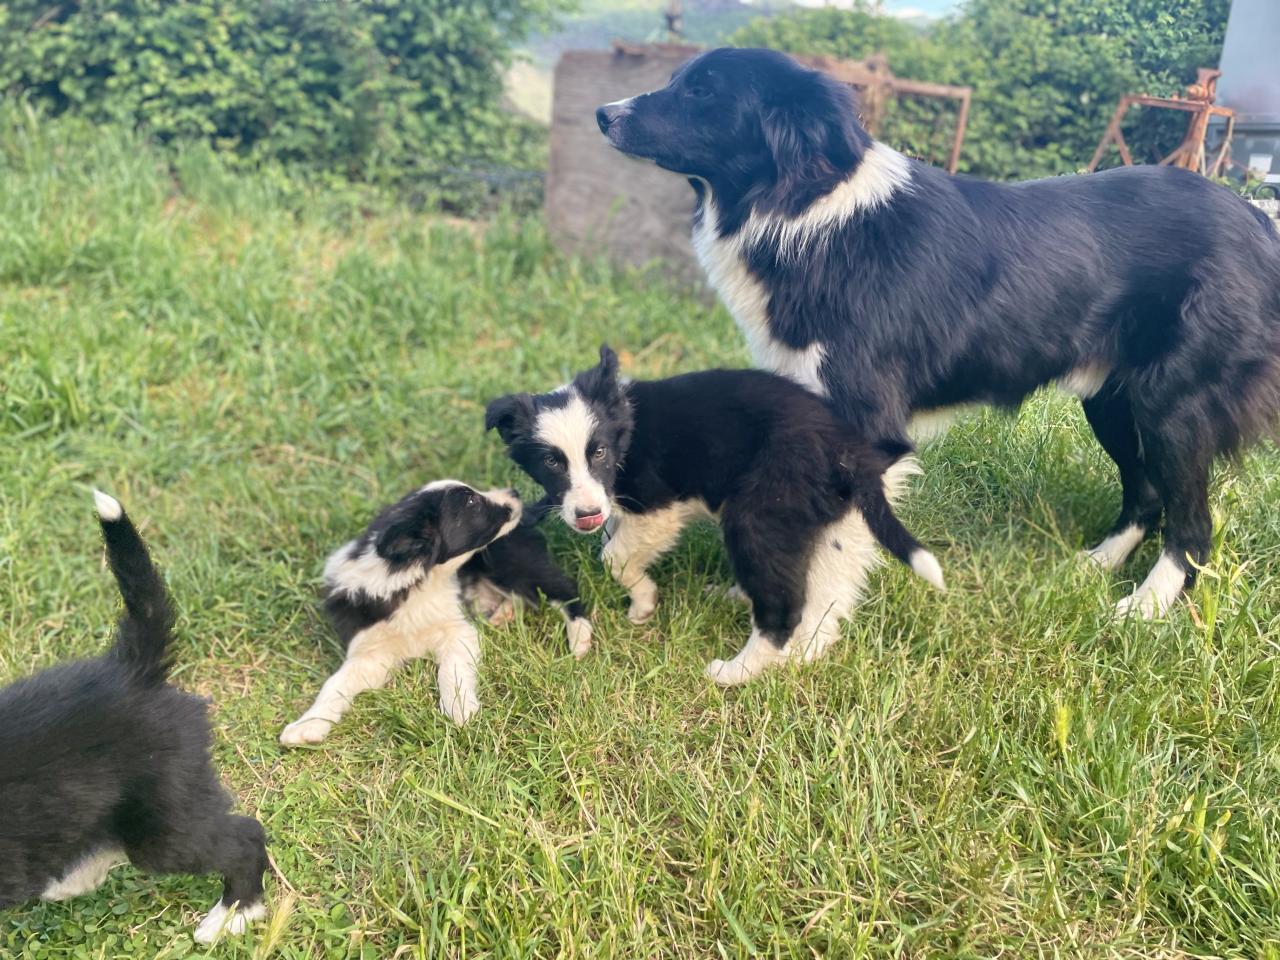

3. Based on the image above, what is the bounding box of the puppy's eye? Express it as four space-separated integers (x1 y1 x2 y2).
466 495 478 508
686 81 713 100
592 446 607 462
543 454 560 468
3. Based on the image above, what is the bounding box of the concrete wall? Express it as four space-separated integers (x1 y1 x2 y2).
545 46 706 286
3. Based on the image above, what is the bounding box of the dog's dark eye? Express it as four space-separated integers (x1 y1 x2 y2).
466 494 478 508
543 454 560 469
686 79 713 100
592 446 607 462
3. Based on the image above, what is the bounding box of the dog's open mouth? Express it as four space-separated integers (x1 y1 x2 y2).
574 513 605 532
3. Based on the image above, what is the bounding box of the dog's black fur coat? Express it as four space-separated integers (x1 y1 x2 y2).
596 47 1280 599
0 496 267 928
488 347 940 650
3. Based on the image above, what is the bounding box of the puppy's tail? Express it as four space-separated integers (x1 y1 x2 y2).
850 451 946 592
95 490 175 685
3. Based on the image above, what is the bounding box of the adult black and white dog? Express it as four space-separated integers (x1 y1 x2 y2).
596 47 1280 619
0 492 268 944
280 481 590 744
486 346 945 686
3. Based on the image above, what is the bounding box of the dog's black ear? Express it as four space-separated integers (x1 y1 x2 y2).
377 515 440 568
485 392 535 445
576 344 621 403
762 71 870 215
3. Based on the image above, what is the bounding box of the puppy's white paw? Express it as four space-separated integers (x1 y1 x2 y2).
566 617 593 659
193 899 266 944
280 717 332 747
440 692 481 726
706 658 753 687
1114 590 1163 621
486 599 517 626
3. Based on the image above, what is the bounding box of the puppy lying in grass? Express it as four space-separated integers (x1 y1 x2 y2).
0 492 268 945
281 480 590 744
486 347 944 686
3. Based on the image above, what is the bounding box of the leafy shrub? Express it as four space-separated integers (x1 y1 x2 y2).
732 0 1231 181
0 0 567 212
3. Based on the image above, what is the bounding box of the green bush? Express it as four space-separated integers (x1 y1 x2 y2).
732 0 1230 181
0 0 567 211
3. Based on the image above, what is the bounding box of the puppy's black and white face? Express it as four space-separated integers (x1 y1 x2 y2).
595 48 870 212
486 347 634 535
371 481 523 571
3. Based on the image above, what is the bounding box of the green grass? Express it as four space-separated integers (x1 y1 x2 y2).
3 105 1280 959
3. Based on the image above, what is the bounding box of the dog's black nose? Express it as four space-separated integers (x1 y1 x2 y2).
596 103 625 135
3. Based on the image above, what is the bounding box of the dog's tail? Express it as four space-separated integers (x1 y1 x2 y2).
848 450 946 592
95 490 175 685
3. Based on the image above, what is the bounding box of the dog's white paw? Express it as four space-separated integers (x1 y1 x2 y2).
567 617 593 659
706 658 753 687
280 717 332 747
193 899 266 944
1114 590 1164 621
486 599 516 626
440 692 481 726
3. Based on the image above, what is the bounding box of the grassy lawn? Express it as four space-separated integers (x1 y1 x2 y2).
3 107 1280 959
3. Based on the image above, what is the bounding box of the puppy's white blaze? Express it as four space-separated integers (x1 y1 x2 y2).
533 394 611 527
41 848 124 901
1081 523 1145 571
1116 551 1187 620
693 197 827 397
193 899 267 944
1058 362 1112 399
910 549 946 592
744 141 913 259
92 489 122 521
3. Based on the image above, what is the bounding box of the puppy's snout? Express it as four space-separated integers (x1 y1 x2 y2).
573 506 605 532
596 103 626 134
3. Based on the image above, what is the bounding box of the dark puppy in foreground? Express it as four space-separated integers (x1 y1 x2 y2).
280 481 590 744
487 347 944 686
0 492 267 944
597 47 1280 619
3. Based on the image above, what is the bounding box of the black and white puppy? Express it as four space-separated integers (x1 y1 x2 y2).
0 492 268 944
486 347 945 686
280 481 590 744
596 47 1280 619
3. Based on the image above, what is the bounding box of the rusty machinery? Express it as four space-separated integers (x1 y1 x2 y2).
1088 68 1237 177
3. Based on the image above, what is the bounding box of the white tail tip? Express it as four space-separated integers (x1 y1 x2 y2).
93 490 123 521
910 549 946 592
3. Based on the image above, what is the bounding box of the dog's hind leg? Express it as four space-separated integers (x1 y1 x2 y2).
280 629 404 746
189 816 269 944
41 847 125 901
1079 388 1163 570
1115 419 1212 619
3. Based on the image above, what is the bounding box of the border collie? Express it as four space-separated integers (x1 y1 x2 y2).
485 346 944 686
596 47 1280 619
280 481 590 744
0 492 268 944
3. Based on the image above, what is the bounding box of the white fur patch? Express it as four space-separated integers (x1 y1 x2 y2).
741 141 913 259
92 490 122 521
692 198 827 398
565 616 593 660
41 848 124 901
910 549 946 592
1115 550 1187 620
602 501 712 623
1057 362 1111 400
193 899 267 944
534 394 611 530
907 405 978 444
1080 523 1145 572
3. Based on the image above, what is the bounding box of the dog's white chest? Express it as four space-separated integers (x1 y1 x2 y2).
691 207 826 397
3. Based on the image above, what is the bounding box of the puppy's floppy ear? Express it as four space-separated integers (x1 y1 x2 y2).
375 498 441 567
485 392 535 445
762 70 870 215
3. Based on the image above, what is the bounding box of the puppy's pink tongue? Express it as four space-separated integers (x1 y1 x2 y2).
575 514 605 532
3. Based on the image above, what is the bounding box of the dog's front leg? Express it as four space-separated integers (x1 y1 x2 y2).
601 507 688 623
435 623 482 725
280 634 401 746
